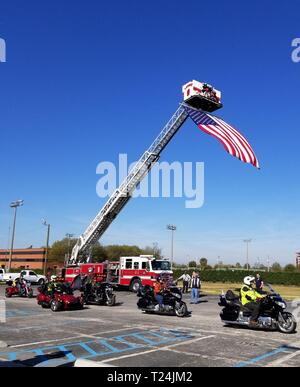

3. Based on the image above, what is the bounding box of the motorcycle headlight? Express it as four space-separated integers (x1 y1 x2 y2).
276 301 286 309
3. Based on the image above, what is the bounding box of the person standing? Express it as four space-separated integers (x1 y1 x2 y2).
177 272 191 293
190 271 201 304
255 273 264 293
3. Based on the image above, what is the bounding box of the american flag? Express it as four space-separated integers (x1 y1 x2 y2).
184 105 260 169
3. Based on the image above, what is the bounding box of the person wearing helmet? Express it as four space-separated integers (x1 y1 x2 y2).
47 275 59 296
240 276 265 326
153 276 165 311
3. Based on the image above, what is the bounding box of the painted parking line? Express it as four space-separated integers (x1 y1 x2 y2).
6 309 44 318
234 345 298 368
0 328 194 367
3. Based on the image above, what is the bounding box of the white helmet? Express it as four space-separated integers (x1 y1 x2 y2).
244 276 255 286
51 275 57 281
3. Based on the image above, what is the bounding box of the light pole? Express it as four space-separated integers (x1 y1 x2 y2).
243 239 252 271
152 242 158 257
267 256 271 272
66 233 74 261
167 225 176 270
8 200 24 271
42 219 51 276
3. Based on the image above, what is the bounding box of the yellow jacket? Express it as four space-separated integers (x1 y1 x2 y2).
240 285 264 305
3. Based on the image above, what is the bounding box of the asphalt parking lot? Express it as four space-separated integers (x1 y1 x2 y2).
0 285 300 367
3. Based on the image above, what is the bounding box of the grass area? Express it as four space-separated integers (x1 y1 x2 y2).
178 281 300 301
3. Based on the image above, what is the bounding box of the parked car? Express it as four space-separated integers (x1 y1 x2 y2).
3 270 46 285
0 268 6 281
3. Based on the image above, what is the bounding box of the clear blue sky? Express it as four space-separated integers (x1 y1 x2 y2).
1 0 299 266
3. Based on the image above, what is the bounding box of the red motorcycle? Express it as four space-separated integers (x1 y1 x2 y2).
5 280 33 298
37 283 84 312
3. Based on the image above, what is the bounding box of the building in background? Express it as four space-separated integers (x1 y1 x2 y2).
0 248 46 270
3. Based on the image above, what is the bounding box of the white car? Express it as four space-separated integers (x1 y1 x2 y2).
3 270 46 285
0 268 5 281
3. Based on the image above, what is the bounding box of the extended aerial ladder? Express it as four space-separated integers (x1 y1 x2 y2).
69 81 223 265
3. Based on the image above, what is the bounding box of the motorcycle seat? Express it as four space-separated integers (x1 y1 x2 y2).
225 290 241 306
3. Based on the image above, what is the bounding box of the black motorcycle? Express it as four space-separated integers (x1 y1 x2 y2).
219 284 297 334
137 285 188 317
72 275 116 306
83 281 116 306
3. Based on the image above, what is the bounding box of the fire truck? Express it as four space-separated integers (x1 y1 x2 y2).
64 80 222 288
64 255 172 292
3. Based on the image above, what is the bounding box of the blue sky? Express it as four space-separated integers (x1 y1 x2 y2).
0 0 300 265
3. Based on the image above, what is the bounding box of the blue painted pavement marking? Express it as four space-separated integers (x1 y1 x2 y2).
0 328 193 367
6 309 43 318
234 346 295 367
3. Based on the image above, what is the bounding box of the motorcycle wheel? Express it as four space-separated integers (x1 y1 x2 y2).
175 302 188 317
5 290 12 298
106 295 116 307
50 300 62 312
277 312 297 334
27 291 34 298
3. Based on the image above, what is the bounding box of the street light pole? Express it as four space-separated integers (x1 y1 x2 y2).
66 233 74 261
243 239 252 271
8 200 24 271
167 225 176 271
42 219 51 276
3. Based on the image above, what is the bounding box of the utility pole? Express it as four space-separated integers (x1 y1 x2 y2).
152 242 158 257
167 225 176 270
42 219 51 276
66 233 74 261
243 239 252 271
8 200 24 271
267 256 270 272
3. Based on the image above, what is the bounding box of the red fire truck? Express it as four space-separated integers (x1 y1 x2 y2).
64 255 173 292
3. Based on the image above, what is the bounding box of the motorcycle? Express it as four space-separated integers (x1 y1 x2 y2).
137 285 188 317
5 280 33 298
37 282 84 312
82 281 116 306
219 284 297 334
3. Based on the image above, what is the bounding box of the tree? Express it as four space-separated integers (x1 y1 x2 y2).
48 238 78 264
188 260 197 268
105 245 143 260
91 243 108 262
141 245 163 260
271 262 282 272
235 263 241 268
199 258 208 269
284 264 296 273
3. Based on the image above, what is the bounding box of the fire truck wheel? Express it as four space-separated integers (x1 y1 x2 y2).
130 279 142 293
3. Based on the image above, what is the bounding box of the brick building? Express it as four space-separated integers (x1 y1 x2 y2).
0 248 46 270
